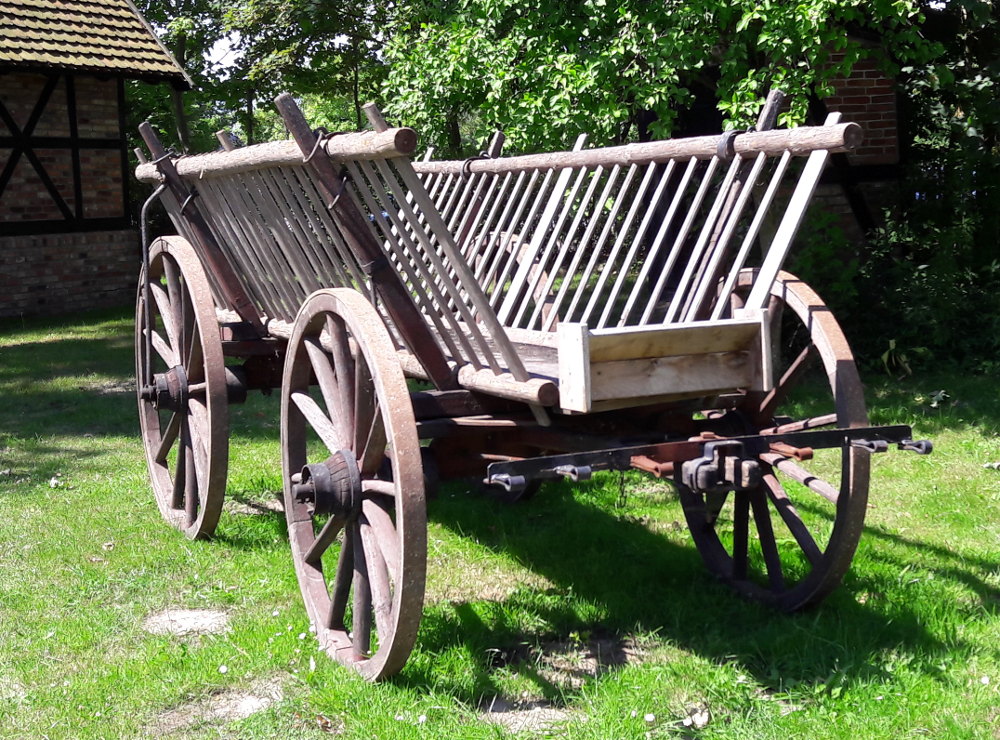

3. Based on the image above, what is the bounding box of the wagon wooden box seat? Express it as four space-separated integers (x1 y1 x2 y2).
135 109 861 416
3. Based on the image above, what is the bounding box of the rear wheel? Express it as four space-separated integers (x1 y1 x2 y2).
136 236 228 539
680 272 870 610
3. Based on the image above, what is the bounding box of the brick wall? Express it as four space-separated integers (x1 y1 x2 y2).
0 72 125 222
823 52 899 165
1 71 134 317
0 229 139 318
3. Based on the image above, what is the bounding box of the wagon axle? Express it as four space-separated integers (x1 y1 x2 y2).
290 452 362 518
140 365 250 411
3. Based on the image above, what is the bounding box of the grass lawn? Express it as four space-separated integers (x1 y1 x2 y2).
0 306 997 738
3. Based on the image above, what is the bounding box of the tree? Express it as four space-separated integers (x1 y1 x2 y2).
382 0 928 154
133 0 231 151
221 0 391 137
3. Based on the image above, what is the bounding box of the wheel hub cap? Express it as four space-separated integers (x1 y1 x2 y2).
292 451 362 518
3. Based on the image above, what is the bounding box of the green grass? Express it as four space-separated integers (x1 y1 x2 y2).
1 307 998 738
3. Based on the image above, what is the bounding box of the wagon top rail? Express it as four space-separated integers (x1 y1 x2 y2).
135 121 860 184
135 127 418 183
412 122 861 174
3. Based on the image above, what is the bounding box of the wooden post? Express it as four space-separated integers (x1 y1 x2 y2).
689 90 787 320
274 93 457 391
138 122 266 337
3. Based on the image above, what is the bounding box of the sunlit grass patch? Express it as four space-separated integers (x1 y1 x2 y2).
1 307 998 738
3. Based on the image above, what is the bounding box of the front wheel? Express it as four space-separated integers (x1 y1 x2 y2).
136 236 228 539
281 289 426 680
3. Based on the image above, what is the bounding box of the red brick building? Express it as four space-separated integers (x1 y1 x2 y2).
0 0 188 318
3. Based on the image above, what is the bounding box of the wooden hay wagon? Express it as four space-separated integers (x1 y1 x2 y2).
133 91 931 680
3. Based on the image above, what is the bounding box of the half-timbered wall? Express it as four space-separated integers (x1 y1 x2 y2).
0 70 137 317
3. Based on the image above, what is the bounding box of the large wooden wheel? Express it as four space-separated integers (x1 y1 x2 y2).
136 236 228 539
281 289 425 681
680 271 870 610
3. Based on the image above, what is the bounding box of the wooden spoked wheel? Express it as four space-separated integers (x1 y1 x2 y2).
136 236 228 539
281 289 425 681
680 271 871 610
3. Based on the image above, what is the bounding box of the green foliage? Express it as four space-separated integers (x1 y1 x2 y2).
841 0 1000 372
382 0 928 154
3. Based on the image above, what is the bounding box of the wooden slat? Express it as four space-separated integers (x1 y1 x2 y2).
587 319 761 362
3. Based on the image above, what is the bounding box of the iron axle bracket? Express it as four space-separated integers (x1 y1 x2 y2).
484 424 931 494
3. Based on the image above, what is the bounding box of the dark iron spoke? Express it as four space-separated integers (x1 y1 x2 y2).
759 342 818 420
762 471 823 568
732 491 750 581
304 515 346 564
155 413 181 463
326 529 354 630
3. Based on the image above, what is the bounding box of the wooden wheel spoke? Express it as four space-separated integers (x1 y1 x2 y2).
163 260 183 339
291 391 346 453
155 413 181 463
351 526 373 660
326 315 355 430
150 329 177 367
185 322 205 383
762 472 823 568
171 421 188 510
361 497 400 584
353 361 375 457
749 488 785 591
304 337 350 445
188 403 210 491
759 342 818 419
360 518 393 645
357 396 386 476
180 275 197 368
304 515 346 564
731 492 750 580
184 428 199 524
149 282 178 345
327 530 354 630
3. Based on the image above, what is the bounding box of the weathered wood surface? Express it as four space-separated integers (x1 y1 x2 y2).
555 318 763 413
412 122 861 176
136 127 417 183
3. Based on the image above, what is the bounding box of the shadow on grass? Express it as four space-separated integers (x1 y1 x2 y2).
0 325 137 438
397 476 987 705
